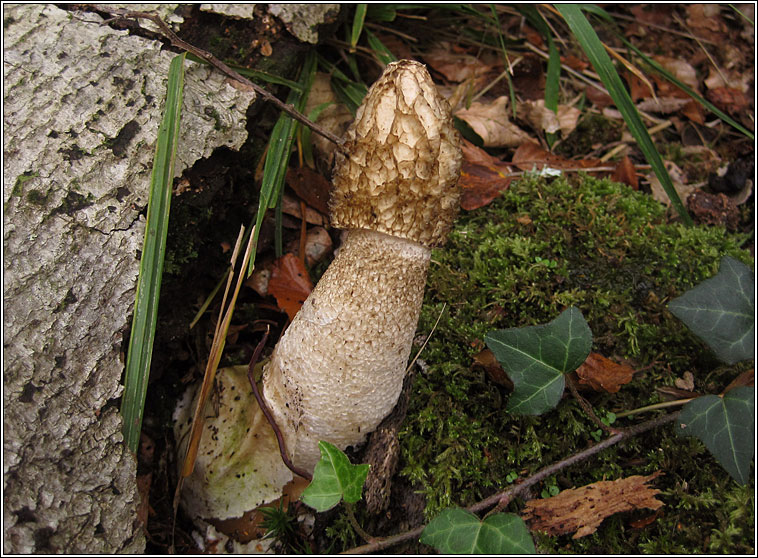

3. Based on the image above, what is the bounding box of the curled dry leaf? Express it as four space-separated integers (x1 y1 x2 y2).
281 192 325 225
575 352 635 393
522 472 664 539
674 371 695 391
267 253 314 321
472 348 513 389
723 369 754 394
706 87 752 116
636 97 691 115
556 105 581 137
304 72 353 169
652 56 699 93
455 96 532 148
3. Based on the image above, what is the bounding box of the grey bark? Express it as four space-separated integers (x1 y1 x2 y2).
3 4 255 553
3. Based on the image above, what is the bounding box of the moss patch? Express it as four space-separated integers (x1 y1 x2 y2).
397 173 753 552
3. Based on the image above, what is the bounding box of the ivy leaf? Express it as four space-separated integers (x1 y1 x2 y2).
677 386 755 485
668 256 754 364
420 508 535 554
485 307 593 415
301 441 369 512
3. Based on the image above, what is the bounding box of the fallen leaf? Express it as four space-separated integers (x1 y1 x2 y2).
652 56 699 93
519 99 561 134
585 85 614 108
687 190 740 230
556 105 581 137
511 53 545 101
286 166 332 215
723 370 754 394
625 69 653 101
512 142 603 172
575 352 635 393
706 87 751 115
268 253 314 321
456 97 532 148
561 54 589 72
629 509 663 529
460 160 513 210
646 161 694 207
681 99 705 124
686 4 728 42
674 371 695 391
425 42 494 83
522 472 664 539
636 97 691 115
284 225 333 267
281 193 325 225
612 156 639 190
473 348 513 389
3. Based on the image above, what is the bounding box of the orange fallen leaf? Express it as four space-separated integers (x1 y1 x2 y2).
472 348 513 389
706 87 751 115
612 156 638 190
456 97 532 148
268 253 314 321
723 369 754 395
425 42 494 83
575 352 635 393
522 472 664 539
458 140 513 210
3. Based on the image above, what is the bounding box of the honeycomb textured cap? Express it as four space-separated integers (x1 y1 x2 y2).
330 60 462 247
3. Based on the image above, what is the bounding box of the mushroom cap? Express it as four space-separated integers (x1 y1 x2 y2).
329 60 462 247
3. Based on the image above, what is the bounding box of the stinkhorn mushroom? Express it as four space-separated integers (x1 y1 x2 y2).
174 59 462 525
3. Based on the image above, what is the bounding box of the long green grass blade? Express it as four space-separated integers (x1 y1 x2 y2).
350 4 368 51
248 51 318 274
365 29 397 65
184 53 303 91
556 4 693 225
121 53 186 453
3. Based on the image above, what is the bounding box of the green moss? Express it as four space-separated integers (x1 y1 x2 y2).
398 174 753 552
13 170 39 197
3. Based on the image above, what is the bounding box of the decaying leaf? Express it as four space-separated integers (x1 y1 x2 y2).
706 87 751 115
674 371 695 391
472 348 513 389
612 155 639 190
281 193 325 225
522 472 664 538
456 96 532 148
647 161 694 207
425 42 494 83
556 104 581 137
512 142 602 172
636 97 691 114
267 253 314 321
286 166 332 215
460 160 513 210
575 352 635 393
519 99 561 134
723 369 754 394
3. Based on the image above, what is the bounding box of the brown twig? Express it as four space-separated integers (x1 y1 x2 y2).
565 374 619 435
246 328 313 481
82 4 345 148
342 411 679 554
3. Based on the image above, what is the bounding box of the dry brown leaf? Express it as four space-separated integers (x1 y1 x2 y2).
285 226 333 268
459 160 513 210
556 104 581 137
519 99 561 134
575 352 635 393
456 97 532 148
425 43 494 83
304 73 353 170
472 348 513 389
723 369 754 394
612 156 639 190
674 371 695 391
281 193 325 225
522 472 664 538
512 142 603 172
706 87 751 115
268 253 314 321
686 4 728 42
561 54 589 72
636 97 691 115
647 161 694 207
652 56 699 92
286 166 332 215
681 99 705 124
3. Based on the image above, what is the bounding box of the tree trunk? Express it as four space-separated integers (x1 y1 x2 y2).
2 4 255 552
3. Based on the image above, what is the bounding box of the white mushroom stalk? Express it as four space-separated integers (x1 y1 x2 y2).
174 60 462 523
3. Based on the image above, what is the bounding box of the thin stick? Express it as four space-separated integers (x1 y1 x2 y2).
246 328 313 481
565 374 618 435
341 411 679 554
85 4 344 147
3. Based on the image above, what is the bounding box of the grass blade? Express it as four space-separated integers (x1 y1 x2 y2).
121 53 187 453
556 4 693 225
350 4 368 52
248 51 318 275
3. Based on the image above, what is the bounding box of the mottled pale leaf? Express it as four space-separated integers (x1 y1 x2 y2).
485 307 593 415
668 256 754 364
677 387 754 485
420 508 535 554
